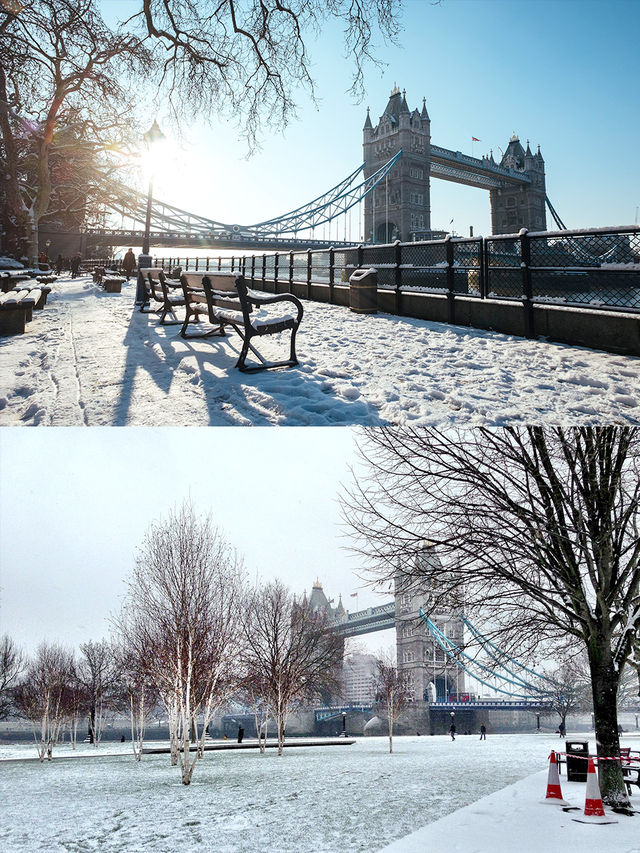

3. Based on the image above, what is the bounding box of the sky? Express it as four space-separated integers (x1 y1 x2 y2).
0 427 396 656
101 0 639 238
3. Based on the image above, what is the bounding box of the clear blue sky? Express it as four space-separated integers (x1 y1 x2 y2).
0 428 395 656
105 0 639 236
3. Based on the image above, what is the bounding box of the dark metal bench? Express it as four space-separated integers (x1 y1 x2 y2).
141 269 185 324
180 271 303 372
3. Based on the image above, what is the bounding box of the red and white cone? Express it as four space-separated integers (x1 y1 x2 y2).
584 757 605 816
572 757 618 825
543 751 569 804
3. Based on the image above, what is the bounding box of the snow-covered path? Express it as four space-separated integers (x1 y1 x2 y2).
1 275 639 426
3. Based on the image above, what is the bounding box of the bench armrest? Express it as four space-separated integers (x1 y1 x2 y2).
245 290 304 322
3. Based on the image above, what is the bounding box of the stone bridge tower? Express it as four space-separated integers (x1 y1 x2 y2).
363 86 432 243
395 544 465 703
490 134 547 233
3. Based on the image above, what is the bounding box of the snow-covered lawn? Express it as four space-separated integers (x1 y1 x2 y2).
1 733 638 852
1 275 639 426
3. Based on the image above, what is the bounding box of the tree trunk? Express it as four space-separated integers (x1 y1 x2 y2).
388 716 393 754
589 636 629 806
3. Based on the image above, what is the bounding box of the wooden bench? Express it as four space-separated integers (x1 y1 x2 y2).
0 288 42 335
140 268 185 324
180 271 303 372
12 284 51 310
0 270 33 292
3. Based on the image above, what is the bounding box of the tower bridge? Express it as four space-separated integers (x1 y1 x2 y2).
311 546 554 710
69 84 560 255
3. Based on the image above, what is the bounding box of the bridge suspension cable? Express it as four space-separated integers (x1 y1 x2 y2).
419 608 554 700
545 194 567 230
93 151 403 243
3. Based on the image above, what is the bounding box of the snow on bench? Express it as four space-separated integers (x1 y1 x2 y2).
180 271 304 372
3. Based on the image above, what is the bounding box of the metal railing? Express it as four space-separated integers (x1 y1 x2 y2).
86 225 640 331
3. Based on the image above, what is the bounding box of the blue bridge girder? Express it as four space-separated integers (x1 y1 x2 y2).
314 704 373 722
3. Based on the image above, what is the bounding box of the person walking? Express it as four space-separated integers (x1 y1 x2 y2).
449 722 456 741
122 248 136 280
55 254 64 275
479 724 487 740
70 253 81 278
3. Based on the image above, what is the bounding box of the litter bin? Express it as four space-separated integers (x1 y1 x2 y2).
565 740 589 782
349 267 378 314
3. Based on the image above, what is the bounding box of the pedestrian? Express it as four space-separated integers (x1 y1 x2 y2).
122 248 136 280
479 724 486 740
558 720 566 738
55 253 64 275
450 722 456 741
70 252 81 278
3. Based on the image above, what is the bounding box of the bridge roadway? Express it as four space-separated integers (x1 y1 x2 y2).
332 601 396 637
85 228 358 252
430 144 532 191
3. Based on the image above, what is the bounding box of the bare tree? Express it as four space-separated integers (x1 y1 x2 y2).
543 658 592 733
116 501 245 785
14 642 75 761
0 634 24 720
372 654 411 753
343 427 640 806
130 0 402 147
0 0 149 261
112 640 159 761
242 580 344 756
77 639 118 746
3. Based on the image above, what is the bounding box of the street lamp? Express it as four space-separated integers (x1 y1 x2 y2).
137 120 166 303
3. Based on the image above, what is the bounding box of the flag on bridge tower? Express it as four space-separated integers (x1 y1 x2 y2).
350 592 358 597
472 136 481 142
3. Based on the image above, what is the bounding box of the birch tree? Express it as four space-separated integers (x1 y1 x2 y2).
373 655 411 753
14 642 75 761
117 501 245 785
242 580 344 756
343 426 640 806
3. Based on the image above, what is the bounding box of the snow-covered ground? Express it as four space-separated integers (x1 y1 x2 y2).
1 732 638 852
1 275 639 426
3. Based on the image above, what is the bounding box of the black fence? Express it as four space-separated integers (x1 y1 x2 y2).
88 226 640 322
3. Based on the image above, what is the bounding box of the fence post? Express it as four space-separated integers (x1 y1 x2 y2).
274 252 279 294
329 247 335 304
289 251 294 294
195 256 199 271
479 238 487 299
307 249 312 300
357 244 364 268
394 239 402 315
445 235 455 325
231 256 235 272
251 255 256 284
218 256 221 271
262 254 266 287
520 228 534 338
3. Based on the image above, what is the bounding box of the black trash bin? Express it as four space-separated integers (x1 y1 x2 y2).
565 740 589 782
349 267 378 314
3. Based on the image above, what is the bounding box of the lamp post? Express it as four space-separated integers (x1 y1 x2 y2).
137 119 166 303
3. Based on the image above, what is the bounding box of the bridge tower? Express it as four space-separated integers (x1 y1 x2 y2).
363 86 432 243
490 135 547 233
395 545 465 703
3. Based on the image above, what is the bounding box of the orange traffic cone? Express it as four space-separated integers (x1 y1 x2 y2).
572 756 618 825
543 751 569 804
584 757 605 816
